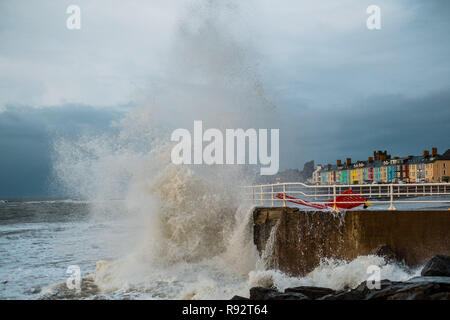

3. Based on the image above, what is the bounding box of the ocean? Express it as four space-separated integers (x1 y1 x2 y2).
0 199 131 299
0 194 423 300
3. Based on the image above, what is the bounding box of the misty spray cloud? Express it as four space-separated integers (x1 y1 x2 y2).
171 121 279 175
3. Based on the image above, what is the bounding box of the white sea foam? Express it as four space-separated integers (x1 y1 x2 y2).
249 255 421 292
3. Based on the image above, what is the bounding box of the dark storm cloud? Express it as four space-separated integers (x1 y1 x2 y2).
290 90 450 167
0 105 122 198
0 0 449 191
258 0 450 169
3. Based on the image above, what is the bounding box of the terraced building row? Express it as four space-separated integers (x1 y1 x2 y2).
312 148 450 185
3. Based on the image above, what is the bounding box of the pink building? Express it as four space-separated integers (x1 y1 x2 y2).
367 167 374 182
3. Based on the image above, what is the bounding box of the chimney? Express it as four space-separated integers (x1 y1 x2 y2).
337 160 342 166
423 150 429 157
346 158 351 166
368 157 373 163
432 147 437 156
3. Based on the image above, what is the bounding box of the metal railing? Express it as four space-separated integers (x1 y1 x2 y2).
242 182 450 210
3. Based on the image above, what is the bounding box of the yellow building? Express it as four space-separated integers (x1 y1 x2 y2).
432 160 450 182
425 163 434 182
409 164 417 181
350 169 358 184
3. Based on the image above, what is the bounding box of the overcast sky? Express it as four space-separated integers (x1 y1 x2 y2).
1 0 449 197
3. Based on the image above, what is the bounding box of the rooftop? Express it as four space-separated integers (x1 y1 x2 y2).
318 148 450 172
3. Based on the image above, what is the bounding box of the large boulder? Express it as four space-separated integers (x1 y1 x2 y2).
249 287 309 300
320 278 450 300
385 280 450 300
367 282 431 300
429 292 450 300
230 295 249 300
319 279 399 300
421 255 450 277
284 286 335 299
246 276 450 300
266 292 310 300
249 287 279 300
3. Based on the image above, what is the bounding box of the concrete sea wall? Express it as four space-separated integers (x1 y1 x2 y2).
253 207 450 276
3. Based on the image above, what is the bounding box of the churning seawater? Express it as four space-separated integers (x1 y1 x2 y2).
0 193 261 300
0 199 135 299
0 194 422 300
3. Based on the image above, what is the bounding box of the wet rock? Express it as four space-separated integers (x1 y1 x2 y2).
318 290 347 300
407 275 450 284
247 276 450 300
421 255 450 277
249 287 279 300
249 287 309 300
266 292 309 300
385 281 450 300
284 286 335 299
319 280 398 300
366 282 428 300
429 292 450 300
387 291 426 300
42 277 100 300
321 278 450 300
230 295 249 300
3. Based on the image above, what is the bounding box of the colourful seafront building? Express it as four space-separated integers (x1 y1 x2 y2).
312 148 450 185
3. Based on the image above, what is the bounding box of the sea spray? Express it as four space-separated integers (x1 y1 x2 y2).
259 219 281 270
248 255 421 292
48 0 423 299
89 163 251 295
222 205 260 276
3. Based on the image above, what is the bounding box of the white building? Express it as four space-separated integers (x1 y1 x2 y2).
312 165 323 185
